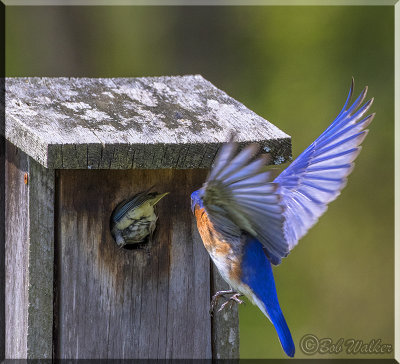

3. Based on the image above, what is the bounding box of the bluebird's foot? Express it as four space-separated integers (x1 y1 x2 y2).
217 293 244 313
210 289 235 315
210 290 244 315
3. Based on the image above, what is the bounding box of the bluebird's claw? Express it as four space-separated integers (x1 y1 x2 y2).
210 289 235 315
217 293 244 313
210 290 244 315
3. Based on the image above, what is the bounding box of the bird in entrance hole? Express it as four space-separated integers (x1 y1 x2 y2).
191 79 374 357
110 189 169 248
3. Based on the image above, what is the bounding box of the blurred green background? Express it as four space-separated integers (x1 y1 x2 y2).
6 6 394 359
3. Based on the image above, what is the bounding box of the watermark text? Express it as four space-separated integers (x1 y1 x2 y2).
299 334 392 355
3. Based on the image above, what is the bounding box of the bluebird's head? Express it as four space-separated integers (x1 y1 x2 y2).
191 189 205 213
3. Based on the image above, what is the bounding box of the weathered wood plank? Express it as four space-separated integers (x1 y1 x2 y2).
56 168 213 359
0 136 5 360
5 142 29 358
211 267 240 359
27 158 54 359
5 76 291 169
5 141 54 359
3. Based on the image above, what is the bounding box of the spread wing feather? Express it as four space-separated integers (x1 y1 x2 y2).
274 79 374 250
199 79 374 265
202 143 288 264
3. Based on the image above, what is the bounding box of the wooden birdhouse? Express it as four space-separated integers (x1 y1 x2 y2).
1 76 291 359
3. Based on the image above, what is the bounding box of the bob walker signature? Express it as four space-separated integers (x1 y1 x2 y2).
300 334 392 355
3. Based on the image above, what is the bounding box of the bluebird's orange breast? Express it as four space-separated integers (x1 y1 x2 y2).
194 206 242 286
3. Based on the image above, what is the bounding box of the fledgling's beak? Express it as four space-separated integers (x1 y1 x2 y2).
150 192 169 206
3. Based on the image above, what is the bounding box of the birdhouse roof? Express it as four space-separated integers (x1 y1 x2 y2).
5 75 291 169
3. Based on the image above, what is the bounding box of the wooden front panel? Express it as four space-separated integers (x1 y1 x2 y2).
56 168 211 359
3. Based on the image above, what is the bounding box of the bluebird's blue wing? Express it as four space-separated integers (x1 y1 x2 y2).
275 79 375 251
198 79 374 265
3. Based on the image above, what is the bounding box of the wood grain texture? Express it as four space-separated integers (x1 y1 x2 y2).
0 77 4 360
211 266 240 359
5 76 291 169
0 136 5 360
56 168 213 359
5 141 54 359
5 142 29 358
27 158 54 359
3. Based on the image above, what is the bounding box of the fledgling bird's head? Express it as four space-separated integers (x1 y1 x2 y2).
110 190 169 247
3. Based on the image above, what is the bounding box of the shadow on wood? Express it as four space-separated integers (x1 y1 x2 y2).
56 168 213 359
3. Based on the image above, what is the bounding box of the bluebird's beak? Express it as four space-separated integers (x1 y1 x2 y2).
191 189 204 214
191 197 196 214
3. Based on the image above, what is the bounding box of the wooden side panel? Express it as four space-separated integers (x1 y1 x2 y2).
212 267 240 358
56 168 213 359
0 136 5 360
4 142 55 359
5 142 29 358
27 158 54 358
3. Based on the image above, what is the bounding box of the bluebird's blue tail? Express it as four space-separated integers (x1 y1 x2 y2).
267 307 295 357
241 237 295 357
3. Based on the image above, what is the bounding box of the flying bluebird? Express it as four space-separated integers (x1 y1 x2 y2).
191 79 374 357
110 189 169 248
